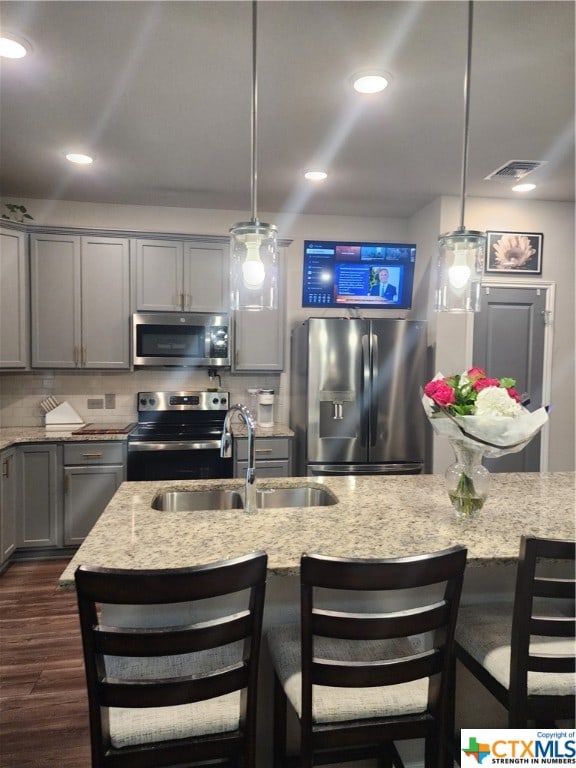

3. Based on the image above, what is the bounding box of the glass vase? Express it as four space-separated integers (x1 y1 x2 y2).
445 441 490 519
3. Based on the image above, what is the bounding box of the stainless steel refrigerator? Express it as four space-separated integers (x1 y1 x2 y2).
290 318 429 476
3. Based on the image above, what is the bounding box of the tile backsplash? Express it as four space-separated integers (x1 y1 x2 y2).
0 369 288 428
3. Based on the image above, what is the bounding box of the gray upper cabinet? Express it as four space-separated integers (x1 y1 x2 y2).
30 234 130 368
0 227 29 369
135 239 228 312
232 247 285 371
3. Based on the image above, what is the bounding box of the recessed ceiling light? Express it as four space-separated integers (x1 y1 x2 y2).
66 153 94 165
512 183 536 193
0 36 29 59
304 170 327 182
352 71 390 94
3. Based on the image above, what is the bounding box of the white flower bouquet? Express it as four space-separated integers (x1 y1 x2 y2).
422 368 549 516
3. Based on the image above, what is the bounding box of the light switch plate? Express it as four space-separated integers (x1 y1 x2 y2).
104 394 116 409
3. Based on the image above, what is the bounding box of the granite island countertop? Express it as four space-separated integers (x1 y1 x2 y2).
59 472 575 587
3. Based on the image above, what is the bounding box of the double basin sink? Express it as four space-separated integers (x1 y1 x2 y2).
151 485 337 512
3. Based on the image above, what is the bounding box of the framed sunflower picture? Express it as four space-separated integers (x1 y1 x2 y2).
485 231 543 275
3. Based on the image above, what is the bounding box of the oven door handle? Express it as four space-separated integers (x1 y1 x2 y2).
128 440 222 452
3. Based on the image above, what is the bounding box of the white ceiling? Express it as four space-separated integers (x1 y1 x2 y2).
1 1 574 220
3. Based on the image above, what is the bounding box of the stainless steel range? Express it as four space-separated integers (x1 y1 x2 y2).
127 391 232 481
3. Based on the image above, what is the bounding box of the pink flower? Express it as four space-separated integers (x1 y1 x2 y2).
473 377 500 392
506 387 521 403
424 379 456 407
467 367 486 379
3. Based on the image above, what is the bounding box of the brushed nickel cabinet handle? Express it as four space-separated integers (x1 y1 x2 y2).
81 452 104 458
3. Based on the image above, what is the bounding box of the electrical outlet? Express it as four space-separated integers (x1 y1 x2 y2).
87 398 104 410
104 394 116 409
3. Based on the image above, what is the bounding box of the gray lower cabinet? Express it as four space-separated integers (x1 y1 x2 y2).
18 443 60 549
234 436 293 478
63 442 126 545
0 448 17 565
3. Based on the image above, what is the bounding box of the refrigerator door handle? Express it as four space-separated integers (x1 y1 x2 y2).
370 333 379 446
361 334 371 447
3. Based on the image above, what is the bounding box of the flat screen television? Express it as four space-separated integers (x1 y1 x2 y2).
302 239 416 310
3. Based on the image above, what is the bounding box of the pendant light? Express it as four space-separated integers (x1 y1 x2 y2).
435 0 485 313
230 1 278 311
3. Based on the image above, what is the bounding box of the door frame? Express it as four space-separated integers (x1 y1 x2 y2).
478 278 555 471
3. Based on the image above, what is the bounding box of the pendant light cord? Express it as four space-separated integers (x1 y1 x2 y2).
250 0 258 226
459 0 474 231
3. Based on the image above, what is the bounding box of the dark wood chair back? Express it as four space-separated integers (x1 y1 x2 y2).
455 535 575 733
510 536 576 723
297 545 467 766
75 551 267 767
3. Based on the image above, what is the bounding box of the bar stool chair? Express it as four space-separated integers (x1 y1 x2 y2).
75 551 267 768
455 535 575 728
267 545 467 768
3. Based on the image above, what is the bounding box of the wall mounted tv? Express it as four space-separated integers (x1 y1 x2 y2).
302 240 417 310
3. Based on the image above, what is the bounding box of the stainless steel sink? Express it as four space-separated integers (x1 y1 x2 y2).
255 486 337 508
151 485 337 511
151 489 244 512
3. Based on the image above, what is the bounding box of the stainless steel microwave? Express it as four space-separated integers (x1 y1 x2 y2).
132 312 230 368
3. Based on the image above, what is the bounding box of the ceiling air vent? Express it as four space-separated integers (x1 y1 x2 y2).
484 160 547 183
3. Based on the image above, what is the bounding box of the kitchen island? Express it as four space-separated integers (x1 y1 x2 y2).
59 471 575 586
59 472 574 766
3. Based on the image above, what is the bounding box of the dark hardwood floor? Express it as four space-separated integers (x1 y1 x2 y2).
0 559 91 767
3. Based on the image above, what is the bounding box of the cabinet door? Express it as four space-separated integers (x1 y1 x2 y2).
82 237 130 368
0 228 28 368
18 444 60 548
183 242 228 312
30 235 81 367
233 247 285 371
63 464 124 545
0 448 17 565
233 309 284 371
134 239 184 311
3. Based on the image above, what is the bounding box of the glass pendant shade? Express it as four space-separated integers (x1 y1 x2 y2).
435 228 485 312
434 1 485 313
230 221 278 310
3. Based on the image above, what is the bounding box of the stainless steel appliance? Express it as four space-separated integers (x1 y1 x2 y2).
290 318 428 476
132 312 230 368
127 391 233 481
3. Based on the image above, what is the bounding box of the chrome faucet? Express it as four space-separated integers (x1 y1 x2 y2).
220 404 257 514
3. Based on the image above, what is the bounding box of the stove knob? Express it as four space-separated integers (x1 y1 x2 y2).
220 397 227 405
212 397 219 405
149 398 156 407
139 397 147 407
